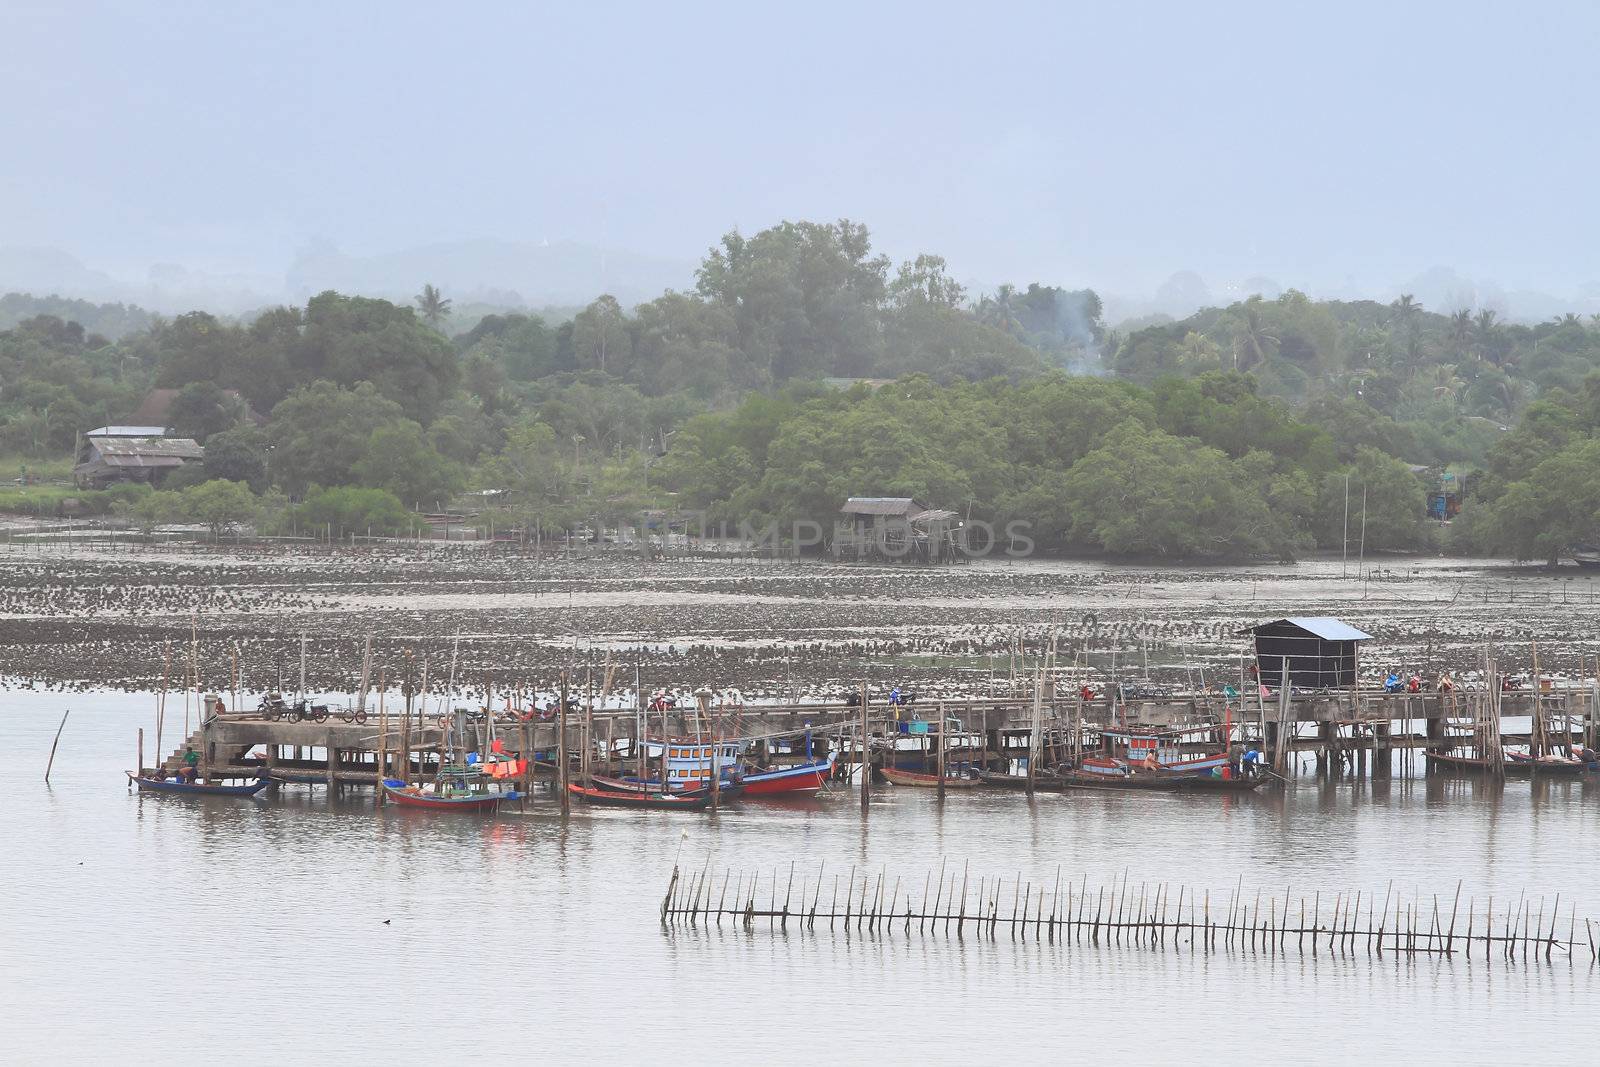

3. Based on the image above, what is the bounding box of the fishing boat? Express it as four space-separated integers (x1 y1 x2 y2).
976 770 1070 791
739 752 837 796
566 782 714 811
1422 750 1498 774
880 766 981 788
1503 750 1589 775
381 774 519 812
641 739 743 792
128 772 273 797
1426 750 1589 776
1076 727 1230 778
1054 767 1267 793
589 773 744 800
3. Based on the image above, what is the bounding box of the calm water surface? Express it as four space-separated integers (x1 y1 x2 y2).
4 691 1599 1065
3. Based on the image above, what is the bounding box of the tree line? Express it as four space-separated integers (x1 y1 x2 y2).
6 217 1594 558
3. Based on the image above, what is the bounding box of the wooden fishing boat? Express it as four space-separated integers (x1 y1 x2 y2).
566 782 714 811
1426 750 1587 776
588 774 743 800
880 766 981 788
976 770 1070 791
381 777 518 812
739 752 837 796
1504 751 1588 775
1055 768 1267 793
1064 726 1233 785
1422 751 1497 774
128 773 273 797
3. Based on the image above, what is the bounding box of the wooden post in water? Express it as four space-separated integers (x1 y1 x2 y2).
859 682 870 812
936 701 947 799
558 671 571 814
377 675 388 804
1027 667 1042 796
46 709 71 784
584 667 596 787
326 729 338 794
710 734 721 811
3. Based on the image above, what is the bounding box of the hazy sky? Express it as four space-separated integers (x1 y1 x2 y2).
5 0 1600 298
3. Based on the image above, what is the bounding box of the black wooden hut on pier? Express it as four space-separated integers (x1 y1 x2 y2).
1244 617 1372 690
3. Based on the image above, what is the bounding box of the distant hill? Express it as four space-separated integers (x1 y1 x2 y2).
285 238 695 308
0 292 156 340
0 247 124 301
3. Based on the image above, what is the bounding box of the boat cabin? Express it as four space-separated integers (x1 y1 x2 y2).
1084 726 1229 777
653 741 741 790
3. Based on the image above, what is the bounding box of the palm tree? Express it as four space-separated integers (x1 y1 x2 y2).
1235 299 1278 372
1492 378 1525 419
1473 309 1503 365
1391 293 1423 322
415 283 452 329
1389 294 1425 368
1428 365 1464 404
977 284 1023 335
1447 308 1474 354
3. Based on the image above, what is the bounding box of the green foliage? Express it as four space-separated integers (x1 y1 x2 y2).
571 295 632 376
178 479 259 535
296 291 460 423
167 380 243 442
268 381 407 494
352 422 461 509
1313 448 1428 551
0 314 142 454
415 283 452 330
0 292 153 339
1464 435 1600 562
1054 424 1302 560
457 312 563 381
202 425 269 492
146 292 459 422
293 486 410 535
651 371 1434 560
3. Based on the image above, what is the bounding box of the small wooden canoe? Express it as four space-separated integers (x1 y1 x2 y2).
567 782 714 811
881 766 981 788
976 770 1071 791
1503 752 1588 776
589 774 743 800
129 773 273 797
381 778 516 811
1427 751 1588 776
1055 769 1266 793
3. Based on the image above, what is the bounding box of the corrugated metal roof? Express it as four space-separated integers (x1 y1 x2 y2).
86 425 170 437
88 437 205 460
1250 617 1373 641
841 497 921 516
101 454 186 468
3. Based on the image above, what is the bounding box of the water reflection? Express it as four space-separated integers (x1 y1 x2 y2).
6 693 1600 1065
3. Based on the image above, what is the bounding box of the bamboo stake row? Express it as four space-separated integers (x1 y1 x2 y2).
660 862 1598 964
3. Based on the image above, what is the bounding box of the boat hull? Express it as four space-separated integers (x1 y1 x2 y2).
881 767 981 788
1426 751 1589 776
381 779 514 811
130 774 272 797
740 753 837 796
1057 769 1265 793
567 783 714 811
589 774 742 800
